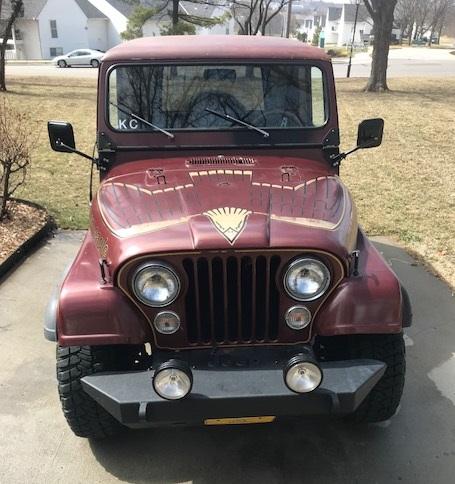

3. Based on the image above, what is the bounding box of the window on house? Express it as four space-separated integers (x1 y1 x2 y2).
305 20 313 28
50 47 63 57
50 20 58 38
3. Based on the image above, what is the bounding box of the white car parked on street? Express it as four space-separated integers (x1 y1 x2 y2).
53 49 104 68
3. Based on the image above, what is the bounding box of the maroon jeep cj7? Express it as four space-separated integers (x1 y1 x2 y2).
46 35 411 438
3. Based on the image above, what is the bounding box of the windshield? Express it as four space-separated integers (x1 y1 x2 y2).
108 64 327 133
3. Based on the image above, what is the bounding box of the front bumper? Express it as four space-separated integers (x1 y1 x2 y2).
81 358 386 428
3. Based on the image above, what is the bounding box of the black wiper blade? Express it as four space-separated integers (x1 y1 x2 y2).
110 102 174 139
205 108 270 138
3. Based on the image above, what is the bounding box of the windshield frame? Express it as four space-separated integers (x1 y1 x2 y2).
102 60 333 148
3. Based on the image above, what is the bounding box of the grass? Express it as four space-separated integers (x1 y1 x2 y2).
1 77 97 228
1 76 454 287
337 78 455 288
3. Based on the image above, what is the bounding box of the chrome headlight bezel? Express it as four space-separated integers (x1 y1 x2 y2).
132 261 180 307
284 257 331 302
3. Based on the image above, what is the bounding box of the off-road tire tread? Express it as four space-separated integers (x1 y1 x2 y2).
56 345 124 439
319 333 405 423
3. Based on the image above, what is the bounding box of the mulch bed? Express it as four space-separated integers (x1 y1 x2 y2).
0 200 50 265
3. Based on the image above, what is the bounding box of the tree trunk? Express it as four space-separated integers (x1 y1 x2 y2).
364 0 397 92
428 27 435 47
172 0 179 28
0 165 11 220
0 1 23 92
0 46 6 92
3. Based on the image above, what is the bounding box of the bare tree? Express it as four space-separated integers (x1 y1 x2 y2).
395 0 418 44
426 0 453 45
231 0 289 36
413 0 432 39
395 0 454 45
0 0 23 92
363 0 398 92
0 100 34 220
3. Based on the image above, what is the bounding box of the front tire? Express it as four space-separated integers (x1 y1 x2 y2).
318 333 406 423
56 345 124 439
57 60 67 68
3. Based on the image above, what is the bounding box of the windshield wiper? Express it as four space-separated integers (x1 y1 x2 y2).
205 108 270 138
110 102 174 139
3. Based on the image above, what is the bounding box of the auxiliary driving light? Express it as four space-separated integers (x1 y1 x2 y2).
285 306 312 330
153 360 193 400
284 355 323 394
154 311 181 334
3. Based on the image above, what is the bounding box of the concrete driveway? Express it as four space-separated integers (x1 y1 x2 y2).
0 231 455 484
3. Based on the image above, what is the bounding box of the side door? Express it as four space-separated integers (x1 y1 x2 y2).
77 50 93 66
67 50 83 66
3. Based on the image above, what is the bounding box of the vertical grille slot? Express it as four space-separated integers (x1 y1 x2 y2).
183 254 281 345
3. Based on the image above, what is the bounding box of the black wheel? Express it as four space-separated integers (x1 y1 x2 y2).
56 345 125 439
90 59 100 68
317 333 406 422
57 60 67 68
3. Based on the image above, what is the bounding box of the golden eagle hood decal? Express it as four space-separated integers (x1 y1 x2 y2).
203 207 252 244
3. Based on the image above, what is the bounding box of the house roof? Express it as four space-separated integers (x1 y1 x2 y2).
180 1 218 18
327 6 342 21
101 0 136 17
343 3 370 22
75 0 107 19
103 35 330 62
0 0 46 20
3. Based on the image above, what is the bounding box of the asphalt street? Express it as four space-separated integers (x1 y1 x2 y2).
0 231 454 483
6 47 455 79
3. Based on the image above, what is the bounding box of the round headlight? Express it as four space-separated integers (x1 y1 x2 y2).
285 306 312 330
284 258 331 301
133 262 180 307
284 356 322 393
153 360 193 400
154 311 181 334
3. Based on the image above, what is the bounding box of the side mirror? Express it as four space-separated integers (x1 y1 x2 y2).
48 121 76 153
329 118 384 167
357 118 384 149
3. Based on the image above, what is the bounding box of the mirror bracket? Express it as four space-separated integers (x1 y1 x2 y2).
55 140 96 163
329 146 360 167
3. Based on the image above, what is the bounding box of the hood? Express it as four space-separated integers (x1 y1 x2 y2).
91 157 358 269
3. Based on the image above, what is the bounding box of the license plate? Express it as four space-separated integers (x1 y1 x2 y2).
204 416 276 426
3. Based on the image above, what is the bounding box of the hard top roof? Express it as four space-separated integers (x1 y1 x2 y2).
103 35 330 63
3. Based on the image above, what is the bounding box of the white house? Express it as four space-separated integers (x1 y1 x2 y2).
0 0 110 60
337 2 371 46
1 0 235 60
291 1 372 47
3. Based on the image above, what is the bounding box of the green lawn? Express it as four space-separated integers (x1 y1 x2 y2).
1 76 454 287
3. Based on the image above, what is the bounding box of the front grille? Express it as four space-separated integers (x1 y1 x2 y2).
186 155 256 166
183 254 281 345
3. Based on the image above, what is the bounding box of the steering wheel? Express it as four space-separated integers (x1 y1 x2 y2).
186 91 246 128
251 109 303 128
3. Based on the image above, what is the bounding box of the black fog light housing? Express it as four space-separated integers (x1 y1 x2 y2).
153 359 193 400
284 354 323 394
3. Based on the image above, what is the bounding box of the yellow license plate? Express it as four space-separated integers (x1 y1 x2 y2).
204 416 276 426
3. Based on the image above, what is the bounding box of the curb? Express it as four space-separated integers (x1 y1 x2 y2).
0 199 56 281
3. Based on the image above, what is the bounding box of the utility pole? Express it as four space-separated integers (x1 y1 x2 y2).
285 0 293 38
347 0 360 78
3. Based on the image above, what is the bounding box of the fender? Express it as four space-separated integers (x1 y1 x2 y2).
48 232 152 346
314 230 412 336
